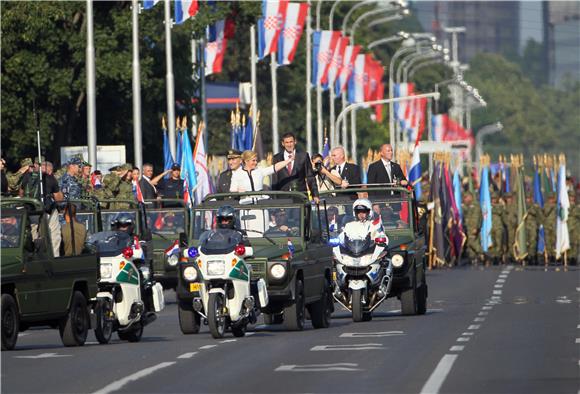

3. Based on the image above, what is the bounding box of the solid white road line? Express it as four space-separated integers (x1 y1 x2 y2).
177 352 198 359
246 332 256 336
449 346 464 352
577 324 580 329
310 343 385 351
468 325 480 330
92 362 176 394
199 345 217 350
15 353 71 359
339 331 404 338
420 354 458 394
275 363 361 372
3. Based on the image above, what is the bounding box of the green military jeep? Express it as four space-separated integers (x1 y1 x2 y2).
176 191 334 332
144 199 191 290
1 198 100 350
321 186 428 315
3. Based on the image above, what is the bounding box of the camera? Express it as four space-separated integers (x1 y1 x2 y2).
314 161 323 173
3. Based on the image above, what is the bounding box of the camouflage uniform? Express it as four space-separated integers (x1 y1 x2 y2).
543 193 557 261
7 158 33 194
59 172 82 200
503 193 518 261
462 191 482 262
489 193 505 261
567 193 579 263
525 198 542 263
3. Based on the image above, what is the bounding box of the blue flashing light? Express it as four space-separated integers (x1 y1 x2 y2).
328 237 341 247
187 246 199 259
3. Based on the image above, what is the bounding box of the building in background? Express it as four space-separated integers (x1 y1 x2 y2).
544 1 580 87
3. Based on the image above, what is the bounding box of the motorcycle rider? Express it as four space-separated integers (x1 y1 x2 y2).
339 198 388 245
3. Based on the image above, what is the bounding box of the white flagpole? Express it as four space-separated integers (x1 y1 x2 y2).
271 54 279 154
164 0 176 158
250 25 258 128
132 0 143 170
86 0 97 168
305 1 313 154
315 1 323 153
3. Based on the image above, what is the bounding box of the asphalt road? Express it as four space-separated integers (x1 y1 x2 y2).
2 264 578 394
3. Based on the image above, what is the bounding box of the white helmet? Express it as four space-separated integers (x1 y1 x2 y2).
352 198 373 220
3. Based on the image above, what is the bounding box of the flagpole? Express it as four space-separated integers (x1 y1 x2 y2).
132 0 143 170
164 0 176 158
250 25 259 130
86 0 97 168
200 38 208 148
305 1 313 155
315 1 323 154
329 83 336 148
271 54 279 154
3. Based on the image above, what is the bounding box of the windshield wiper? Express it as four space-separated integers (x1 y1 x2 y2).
244 229 277 246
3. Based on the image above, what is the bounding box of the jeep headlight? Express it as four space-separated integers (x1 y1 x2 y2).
183 266 198 281
270 263 286 279
100 263 113 279
207 260 225 276
167 254 179 266
392 254 404 268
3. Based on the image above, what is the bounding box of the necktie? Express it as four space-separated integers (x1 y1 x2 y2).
338 165 343 177
287 160 293 174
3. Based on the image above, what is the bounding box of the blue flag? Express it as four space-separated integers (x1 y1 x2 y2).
533 165 545 255
163 129 174 179
244 116 254 151
453 170 463 221
180 128 198 207
175 130 183 166
479 166 492 252
408 147 422 201
143 0 160 10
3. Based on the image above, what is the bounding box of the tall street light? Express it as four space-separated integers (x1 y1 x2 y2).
475 122 503 173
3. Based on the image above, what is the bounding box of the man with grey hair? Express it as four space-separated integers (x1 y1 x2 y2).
367 143 407 186
329 146 361 188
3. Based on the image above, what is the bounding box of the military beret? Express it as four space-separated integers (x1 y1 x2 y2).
33 156 45 164
108 165 120 172
20 158 33 167
121 163 133 171
66 157 83 166
82 161 92 167
227 149 242 159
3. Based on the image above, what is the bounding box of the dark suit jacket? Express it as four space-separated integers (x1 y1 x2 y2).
216 169 233 194
366 160 406 185
272 150 319 197
330 162 362 186
139 177 157 200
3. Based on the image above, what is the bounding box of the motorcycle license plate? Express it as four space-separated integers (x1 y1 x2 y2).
189 283 201 292
332 271 337 281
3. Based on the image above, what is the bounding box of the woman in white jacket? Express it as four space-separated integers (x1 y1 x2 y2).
230 150 294 193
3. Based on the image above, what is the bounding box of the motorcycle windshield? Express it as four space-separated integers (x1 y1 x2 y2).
199 229 243 255
86 231 132 257
343 234 372 256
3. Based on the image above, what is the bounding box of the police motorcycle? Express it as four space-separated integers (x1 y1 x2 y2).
330 199 392 322
183 206 268 339
87 215 165 343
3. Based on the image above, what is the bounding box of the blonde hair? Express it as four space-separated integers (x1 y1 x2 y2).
241 150 257 164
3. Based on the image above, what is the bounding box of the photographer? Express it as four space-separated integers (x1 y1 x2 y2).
311 153 342 192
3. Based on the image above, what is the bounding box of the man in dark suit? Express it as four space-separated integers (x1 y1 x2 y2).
272 132 319 203
366 143 408 186
329 146 362 188
216 149 242 193
139 163 158 200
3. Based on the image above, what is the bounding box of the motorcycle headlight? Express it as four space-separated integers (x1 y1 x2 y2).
100 263 113 279
392 254 404 268
183 266 198 281
167 254 179 267
207 260 225 276
270 263 286 279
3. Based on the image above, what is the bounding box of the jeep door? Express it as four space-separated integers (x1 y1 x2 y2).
301 205 332 302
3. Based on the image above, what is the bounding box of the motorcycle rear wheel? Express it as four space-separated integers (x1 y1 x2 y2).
208 293 226 339
352 289 364 322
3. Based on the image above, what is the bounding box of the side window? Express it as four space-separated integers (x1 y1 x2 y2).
28 213 49 259
316 204 330 242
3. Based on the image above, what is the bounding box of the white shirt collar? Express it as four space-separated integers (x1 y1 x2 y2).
284 150 295 160
381 158 391 167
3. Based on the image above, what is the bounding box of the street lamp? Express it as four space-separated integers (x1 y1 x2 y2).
475 122 503 172
368 31 408 50
408 56 450 80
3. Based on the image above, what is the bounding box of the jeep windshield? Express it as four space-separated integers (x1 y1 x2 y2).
199 229 243 254
147 209 186 235
86 231 132 257
101 211 138 231
0 213 22 248
192 206 302 240
327 199 410 234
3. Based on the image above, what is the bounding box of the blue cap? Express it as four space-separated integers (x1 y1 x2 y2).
67 157 83 166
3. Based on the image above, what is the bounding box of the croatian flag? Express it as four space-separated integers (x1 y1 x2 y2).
349 53 366 103
432 114 447 141
180 128 198 208
164 240 180 256
312 30 341 88
132 180 144 203
205 19 227 76
277 2 309 66
174 0 198 25
258 0 289 59
408 144 422 200
335 44 360 95
287 238 295 257
143 0 160 10
394 83 414 129
326 36 348 87
407 97 427 143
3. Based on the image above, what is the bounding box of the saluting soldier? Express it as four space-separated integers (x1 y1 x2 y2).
543 192 557 262
462 191 482 264
216 149 242 193
79 160 93 198
113 164 135 209
525 194 542 265
503 192 518 262
489 191 506 264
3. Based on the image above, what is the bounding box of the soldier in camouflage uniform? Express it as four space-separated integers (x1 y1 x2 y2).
488 192 506 264
79 160 93 198
502 192 518 262
59 157 83 200
7 158 33 195
525 194 542 265
543 192 557 262
462 191 482 264
567 192 579 264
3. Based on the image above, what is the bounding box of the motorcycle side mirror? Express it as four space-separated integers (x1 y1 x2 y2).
179 232 188 247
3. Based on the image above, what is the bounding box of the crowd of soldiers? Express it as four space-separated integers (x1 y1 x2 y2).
461 186 579 266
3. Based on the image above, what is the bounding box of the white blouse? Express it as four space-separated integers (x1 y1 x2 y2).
230 166 276 192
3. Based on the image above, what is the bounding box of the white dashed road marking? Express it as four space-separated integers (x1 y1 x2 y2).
457 337 470 342
482 306 492 310
177 352 198 359
311 343 385 351
493 290 502 295
275 363 361 372
420 354 458 394
468 325 480 330
474 317 485 322
339 331 404 338
92 362 176 394
449 346 464 352
15 353 71 359
478 311 489 316
219 339 237 343
199 345 217 350
461 332 474 336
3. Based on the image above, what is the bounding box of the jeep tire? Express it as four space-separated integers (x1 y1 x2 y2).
309 278 332 329
284 279 305 331
2 294 19 351
178 300 200 334
60 291 89 347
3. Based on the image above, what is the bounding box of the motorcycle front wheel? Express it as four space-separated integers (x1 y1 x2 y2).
94 298 114 344
208 293 226 339
352 289 364 322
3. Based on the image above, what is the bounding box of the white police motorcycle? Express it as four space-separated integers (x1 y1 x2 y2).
183 228 268 338
87 230 165 343
330 200 393 322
